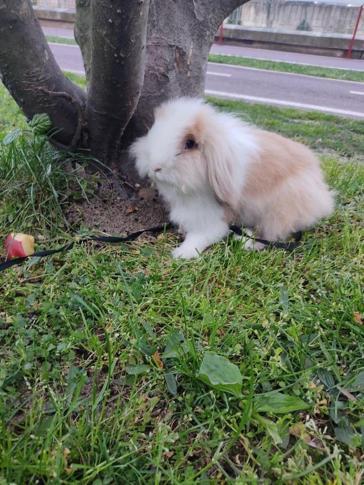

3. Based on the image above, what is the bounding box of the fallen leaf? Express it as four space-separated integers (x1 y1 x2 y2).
337 386 356 402
289 423 325 450
290 422 311 443
152 351 164 369
353 312 363 325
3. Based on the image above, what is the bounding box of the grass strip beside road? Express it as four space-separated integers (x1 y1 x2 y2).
209 54 364 83
46 35 364 83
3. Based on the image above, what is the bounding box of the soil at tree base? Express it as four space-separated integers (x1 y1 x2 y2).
66 170 167 235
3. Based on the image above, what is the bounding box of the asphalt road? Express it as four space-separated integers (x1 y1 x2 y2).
42 24 364 71
49 42 364 118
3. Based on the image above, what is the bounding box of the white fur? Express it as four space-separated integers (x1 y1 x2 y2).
130 97 334 259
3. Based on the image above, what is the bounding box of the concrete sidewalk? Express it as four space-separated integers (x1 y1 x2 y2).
41 24 364 71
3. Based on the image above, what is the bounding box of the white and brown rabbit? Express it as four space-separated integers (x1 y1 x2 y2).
130 97 334 259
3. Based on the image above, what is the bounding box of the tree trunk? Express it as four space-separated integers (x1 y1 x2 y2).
75 0 250 144
1 0 248 160
86 0 150 163
0 0 86 149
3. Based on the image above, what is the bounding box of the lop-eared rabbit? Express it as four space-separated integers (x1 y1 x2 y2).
131 98 334 259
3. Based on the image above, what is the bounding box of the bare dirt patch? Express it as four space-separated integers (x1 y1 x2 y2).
66 165 167 235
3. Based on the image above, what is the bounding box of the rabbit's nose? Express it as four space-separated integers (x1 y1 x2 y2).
154 167 162 173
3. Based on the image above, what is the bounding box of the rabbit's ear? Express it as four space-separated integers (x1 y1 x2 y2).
204 136 243 209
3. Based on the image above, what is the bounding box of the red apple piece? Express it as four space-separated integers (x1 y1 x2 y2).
4 233 35 260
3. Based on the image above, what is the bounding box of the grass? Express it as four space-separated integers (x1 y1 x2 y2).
46 35 77 46
209 54 364 83
209 98 364 164
46 35 364 83
0 80 363 483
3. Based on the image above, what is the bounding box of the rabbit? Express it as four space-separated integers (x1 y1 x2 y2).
130 97 334 259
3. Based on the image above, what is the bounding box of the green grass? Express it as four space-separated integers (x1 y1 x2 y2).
46 35 77 46
209 98 364 164
0 81 363 483
209 54 364 83
45 35 364 83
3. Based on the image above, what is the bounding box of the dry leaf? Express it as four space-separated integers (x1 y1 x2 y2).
353 312 363 325
337 386 357 402
289 423 324 450
152 351 164 369
126 205 138 214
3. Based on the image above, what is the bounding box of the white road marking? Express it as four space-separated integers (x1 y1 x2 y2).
205 89 364 118
208 62 364 85
207 71 231 77
350 90 364 96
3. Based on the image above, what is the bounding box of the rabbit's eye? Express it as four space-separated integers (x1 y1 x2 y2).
184 138 198 150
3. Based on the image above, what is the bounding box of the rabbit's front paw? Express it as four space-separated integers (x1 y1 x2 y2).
244 238 266 251
172 244 200 259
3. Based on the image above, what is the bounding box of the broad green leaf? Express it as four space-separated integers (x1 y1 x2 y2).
126 364 150 376
335 426 361 448
254 391 310 414
3 128 21 145
255 414 283 445
316 369 336 392
165 372 178 396
163 331 189 359
142 321 156 338
29 113 51 135
197 352 242 397
348 370 364 392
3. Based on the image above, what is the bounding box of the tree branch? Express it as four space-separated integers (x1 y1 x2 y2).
218 0 250 18
0 0 86 149
75 0 91 80
86 0 150 162
194 0 250 29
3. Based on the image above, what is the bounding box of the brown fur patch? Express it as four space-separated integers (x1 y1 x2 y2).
243 130 319 198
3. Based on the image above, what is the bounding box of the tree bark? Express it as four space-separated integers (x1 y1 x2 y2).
86 0 150 162
74 0 91 80
0 0 86 149
123 0 250 141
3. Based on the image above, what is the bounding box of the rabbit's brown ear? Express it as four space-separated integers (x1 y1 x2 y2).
205 138 239 208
